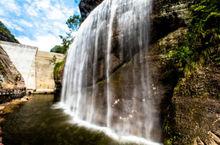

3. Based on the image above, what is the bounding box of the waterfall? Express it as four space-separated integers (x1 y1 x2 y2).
60 0 161 144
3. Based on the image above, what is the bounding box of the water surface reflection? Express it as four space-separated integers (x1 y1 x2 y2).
2 95 120 145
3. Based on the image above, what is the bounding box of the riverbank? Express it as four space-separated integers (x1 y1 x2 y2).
0 96 31 124
0 96 31 145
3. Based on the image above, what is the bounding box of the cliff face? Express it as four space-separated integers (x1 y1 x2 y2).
79 0 103 21
164 0 220 144
76 0 220 144
172 60 220 145
151 0 220 144
77 0 192 87
153 27 220 144
79 0 190 43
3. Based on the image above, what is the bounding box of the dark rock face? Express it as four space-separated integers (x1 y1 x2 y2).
0 46 25 103
77 0 192 87
152 26 220 144
151 0 190 43
171 54 220 144
79 0 103 21
79 0 191 43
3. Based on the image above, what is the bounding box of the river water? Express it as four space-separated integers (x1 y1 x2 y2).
2 95 134 145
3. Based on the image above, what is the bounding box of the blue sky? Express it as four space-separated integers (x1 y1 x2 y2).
0 0 80 51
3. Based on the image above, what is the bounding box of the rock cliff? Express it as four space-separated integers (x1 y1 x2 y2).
79 0 103 21
0 46 25 103
76 0 192 87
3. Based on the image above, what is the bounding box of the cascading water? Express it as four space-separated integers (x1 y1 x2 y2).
60 0 161 144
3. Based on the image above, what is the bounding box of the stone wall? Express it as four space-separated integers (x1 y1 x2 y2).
0 41 64 93
35 51 64 93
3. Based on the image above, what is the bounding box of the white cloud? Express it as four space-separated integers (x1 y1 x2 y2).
0 0 77 52
19 19 33 28
25 0 73 20
0 0 21 16
0 9 4 16
47 7 66 20
17 34 62 52
26 5 38 17
0 18 24 32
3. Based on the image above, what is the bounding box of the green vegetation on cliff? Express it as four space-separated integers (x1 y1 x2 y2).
0 21 19 43
163 0 220 144
166 0 220 70
54 60 65 82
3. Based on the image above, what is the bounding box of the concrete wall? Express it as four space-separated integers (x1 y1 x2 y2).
0 41 64 93
35 51 64 93
0 41 37 91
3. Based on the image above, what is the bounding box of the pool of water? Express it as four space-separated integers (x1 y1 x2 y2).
2 95 124 145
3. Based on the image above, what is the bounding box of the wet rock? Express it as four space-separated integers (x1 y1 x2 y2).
76 0 192 88
208 131 220 144
193 137 205 145
79 0 191 43
79 0 103 21
0 118 4 124
0 106 4 111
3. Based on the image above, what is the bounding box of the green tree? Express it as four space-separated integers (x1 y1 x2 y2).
50 14 82 54
51 33 73 54
66 14 82 31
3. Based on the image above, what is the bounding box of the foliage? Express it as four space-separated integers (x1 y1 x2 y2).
165 46 193 71
66 14 82 31
54 60 65 81
0 21 19 43
165 0 220 72
188 0 220 63
51 45 66 54
50 14 82 54
51 33 73 54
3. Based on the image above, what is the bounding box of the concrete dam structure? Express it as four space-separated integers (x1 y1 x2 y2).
0 41 64 93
